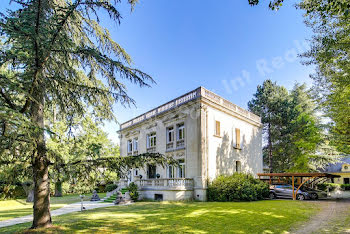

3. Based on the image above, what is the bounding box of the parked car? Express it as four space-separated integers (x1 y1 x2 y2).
300 187 328 200
269 185 310 200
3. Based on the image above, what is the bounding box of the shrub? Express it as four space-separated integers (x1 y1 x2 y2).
127 182 139 201
207 173 269 202
317 183 340 192
341 184 350 191
105 183 118 192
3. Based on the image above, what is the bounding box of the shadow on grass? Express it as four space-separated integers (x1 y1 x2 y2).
0 200 319 233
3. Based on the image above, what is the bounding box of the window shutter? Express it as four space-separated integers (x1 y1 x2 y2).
215 121 220 136
235 128 240 148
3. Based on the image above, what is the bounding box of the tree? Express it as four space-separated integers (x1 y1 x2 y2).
248 80 289 172
248 0 350 155
248 81 333 172
47 114 120 197
299 1 350 154
0 0 167 229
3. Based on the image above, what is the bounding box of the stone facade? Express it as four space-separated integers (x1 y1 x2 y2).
118 87 263 201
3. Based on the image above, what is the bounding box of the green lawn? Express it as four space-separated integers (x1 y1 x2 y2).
0 200 319 233
0 193 105 221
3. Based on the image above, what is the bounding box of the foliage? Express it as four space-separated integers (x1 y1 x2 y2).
105 184 118 192
0 0 171 228
248 0 350 155
0 201 319 233
340 184 350 191
299 1 350 154
127 182 139 201
207 173 269 201
248 80 338 172
316 183 340 192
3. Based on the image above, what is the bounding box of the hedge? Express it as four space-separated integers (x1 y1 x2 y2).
207 173 269 202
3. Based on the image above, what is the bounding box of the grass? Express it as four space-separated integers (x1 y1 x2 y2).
0 200 319 233
0 193 106 221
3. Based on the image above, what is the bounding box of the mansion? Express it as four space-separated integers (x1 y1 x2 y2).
118 87 263 201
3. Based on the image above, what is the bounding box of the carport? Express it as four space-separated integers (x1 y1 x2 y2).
257 173 340 200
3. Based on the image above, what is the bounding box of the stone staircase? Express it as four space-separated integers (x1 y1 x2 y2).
103 188 129 203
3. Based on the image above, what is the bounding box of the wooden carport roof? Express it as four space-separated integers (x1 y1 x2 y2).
257 173 340 178
257 172 340 200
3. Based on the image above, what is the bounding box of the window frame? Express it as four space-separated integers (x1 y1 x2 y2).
127 139 133 153
147 132 157 148
167 126 174 143
133 138 138 152
235 160 242 172
177 123 185 141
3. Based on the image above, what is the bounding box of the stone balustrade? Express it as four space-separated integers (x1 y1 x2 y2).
135 178 194 190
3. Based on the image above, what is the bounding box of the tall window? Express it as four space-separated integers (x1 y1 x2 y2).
133 138 138 151
215 121 220 136
168 165 175 178
235 128 241 149
177 123 185 140
177 159 185 178
167 127 174 143
147 132 156 148
236 161 241 172
127 139 133 153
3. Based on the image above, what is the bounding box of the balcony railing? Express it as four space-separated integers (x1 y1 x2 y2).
166 142 174 150
176 139 185 149
135 178 194 190
147 147 156 153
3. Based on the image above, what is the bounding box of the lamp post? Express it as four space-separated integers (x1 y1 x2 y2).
80 194 85 211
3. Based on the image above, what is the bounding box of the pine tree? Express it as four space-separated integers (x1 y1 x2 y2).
0 0 165 228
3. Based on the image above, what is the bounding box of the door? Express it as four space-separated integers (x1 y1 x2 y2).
148 165 156 179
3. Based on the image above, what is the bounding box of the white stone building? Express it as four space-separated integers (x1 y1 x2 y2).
118 87 263 201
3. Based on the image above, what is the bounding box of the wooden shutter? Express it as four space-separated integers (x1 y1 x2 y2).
215 121 220 136
235 128 240 148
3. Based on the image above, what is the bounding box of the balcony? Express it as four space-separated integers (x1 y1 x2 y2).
135 178 194 191
166 142 174 150
147 147 156 153
176 139 185 149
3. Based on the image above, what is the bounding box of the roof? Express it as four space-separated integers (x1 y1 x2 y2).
119 87 261 131
257 173 340 178
324 157 350 173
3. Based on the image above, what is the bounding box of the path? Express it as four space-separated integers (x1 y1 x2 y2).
0 201 120 228
292 199 350 234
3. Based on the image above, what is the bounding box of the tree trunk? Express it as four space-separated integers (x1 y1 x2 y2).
54 181 63 197
31 81 52 229
268 122 273 173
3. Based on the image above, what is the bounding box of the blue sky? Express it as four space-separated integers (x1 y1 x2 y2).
0 0 314 143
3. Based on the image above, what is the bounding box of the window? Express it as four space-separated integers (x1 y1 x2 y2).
133 138 138 152
215 121 220 136
177 159 185 178
235 128 241 149
345 178 350 184
148 164 156 179
168 165 175 178
127 140 133 153
236 161 241 172
167 127 174 143
177 123 185 140
134 168 139 176
147 132 156 148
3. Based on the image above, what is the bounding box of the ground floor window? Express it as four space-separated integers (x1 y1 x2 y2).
236 161 241 172
168 165 175 178
344 178 350 184
148 165 156 179
177 159 185 178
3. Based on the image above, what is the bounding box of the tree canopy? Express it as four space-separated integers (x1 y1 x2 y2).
0 0 170 229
